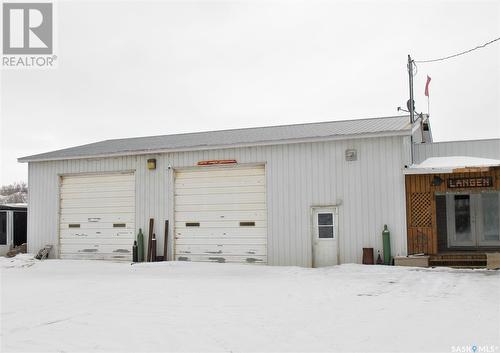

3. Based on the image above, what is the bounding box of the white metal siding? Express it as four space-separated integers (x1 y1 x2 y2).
174 165 267 264
414 139 500 163
27 135 410 266
59 173 135 260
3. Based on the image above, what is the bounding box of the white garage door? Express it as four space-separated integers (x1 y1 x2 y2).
174 165 267 264
59 173 135 260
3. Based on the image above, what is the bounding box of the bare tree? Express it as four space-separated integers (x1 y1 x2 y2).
0 181 28 204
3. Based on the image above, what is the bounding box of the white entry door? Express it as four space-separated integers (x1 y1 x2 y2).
312 207 338 267
446 192 500 248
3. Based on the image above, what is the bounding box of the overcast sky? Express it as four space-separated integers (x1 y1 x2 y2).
1 0 499 185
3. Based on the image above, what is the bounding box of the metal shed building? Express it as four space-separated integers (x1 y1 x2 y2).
0 204 28 256
19 115 426 266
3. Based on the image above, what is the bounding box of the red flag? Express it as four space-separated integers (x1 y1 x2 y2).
424 75 431 97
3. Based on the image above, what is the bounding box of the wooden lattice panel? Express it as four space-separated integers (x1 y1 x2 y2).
410 192 432 227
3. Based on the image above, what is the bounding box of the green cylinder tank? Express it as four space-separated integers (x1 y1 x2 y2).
382 224 391 265
137 228 145 262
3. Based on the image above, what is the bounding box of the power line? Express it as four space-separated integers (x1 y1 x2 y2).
414 36 500 63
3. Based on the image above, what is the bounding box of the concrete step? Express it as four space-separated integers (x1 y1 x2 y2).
431 254 486 260
429 257 487 268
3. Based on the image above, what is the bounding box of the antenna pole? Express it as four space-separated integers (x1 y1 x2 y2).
408 55 415 124
407 54 415 164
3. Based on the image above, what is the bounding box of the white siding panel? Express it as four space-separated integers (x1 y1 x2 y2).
27 136 409 265
414 139 500 163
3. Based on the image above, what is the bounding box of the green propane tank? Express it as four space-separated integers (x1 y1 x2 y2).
382 225 391 265
137 228 145 262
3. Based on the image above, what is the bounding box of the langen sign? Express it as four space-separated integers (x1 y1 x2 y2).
447 176 493 189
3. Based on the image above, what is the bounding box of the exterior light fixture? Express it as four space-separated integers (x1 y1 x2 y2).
431 175 443 186
147 158 157 170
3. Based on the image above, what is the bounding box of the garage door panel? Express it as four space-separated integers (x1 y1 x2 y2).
175 193 265 206
61 207 135 215
175 203 265 212
175 210 266 222
60 243 133 254
60 221 134 229
61 197 135 208
60 214 135 223
176 244 266 256
61 190 135 200
175 237 267 245
60 252 132 261
176 254 267 263
60 238 135 246
61 182 135 192
175 166 267 264
175 220 266 229
60 228 134 238
61 174 134 185
175 186 265 196
175 178 265 189
175 227 266 237
60 227 134 236
61 177 135 188
61 179 134 187
60 173 135 261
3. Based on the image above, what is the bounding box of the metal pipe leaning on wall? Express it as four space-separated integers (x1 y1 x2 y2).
151 234 157 262
163 220 169 261
147 218 154 262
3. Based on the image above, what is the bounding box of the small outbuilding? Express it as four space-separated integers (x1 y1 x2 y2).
19 115 432 266
0 204 28 256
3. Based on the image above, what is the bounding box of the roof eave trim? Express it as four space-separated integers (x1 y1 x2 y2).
19 129 411 163
403 168 455 175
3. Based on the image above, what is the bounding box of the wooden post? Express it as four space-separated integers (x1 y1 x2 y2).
151 234 157 262
147 218 154 262
163 220 169 261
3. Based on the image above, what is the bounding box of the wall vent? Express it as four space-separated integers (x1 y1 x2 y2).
345 149 357 161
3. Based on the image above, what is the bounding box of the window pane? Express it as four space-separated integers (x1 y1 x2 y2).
318 213 333 226
318 226 334 238
482 193 499 241
0 212 6 245
454 195 471 241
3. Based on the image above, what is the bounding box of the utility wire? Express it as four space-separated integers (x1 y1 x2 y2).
414 36 500 63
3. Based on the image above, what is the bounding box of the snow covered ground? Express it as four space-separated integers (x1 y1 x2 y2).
1 256 499 353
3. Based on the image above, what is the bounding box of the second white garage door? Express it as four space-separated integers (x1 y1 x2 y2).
59 173 135 260
174 165 267 263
